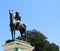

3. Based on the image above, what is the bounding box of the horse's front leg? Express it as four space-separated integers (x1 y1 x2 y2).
11 30 13 40
14 30 15 40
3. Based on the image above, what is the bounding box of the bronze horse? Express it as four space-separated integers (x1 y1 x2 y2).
9 10 26 40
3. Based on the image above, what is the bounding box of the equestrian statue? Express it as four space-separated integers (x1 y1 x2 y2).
9 10 26 40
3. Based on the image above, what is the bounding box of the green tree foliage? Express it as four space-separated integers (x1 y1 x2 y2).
17 29 59 51
44 43 59 51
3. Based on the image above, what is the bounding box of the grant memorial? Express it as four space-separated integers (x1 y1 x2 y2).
2 39 34 51
2 10 34 51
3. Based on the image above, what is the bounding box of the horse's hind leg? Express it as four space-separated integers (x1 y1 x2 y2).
19 31 23 37
25 32 27 41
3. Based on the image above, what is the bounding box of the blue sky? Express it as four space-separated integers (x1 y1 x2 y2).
0 0 60 51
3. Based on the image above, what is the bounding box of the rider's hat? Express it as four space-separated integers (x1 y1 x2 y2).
16 11 19 15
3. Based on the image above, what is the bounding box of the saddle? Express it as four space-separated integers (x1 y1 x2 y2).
13 19 25 29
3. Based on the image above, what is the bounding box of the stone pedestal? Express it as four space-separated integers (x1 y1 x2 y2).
2 39 34 51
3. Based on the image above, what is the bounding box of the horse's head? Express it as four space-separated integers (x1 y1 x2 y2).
9 10 15 22
9 10 13 18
